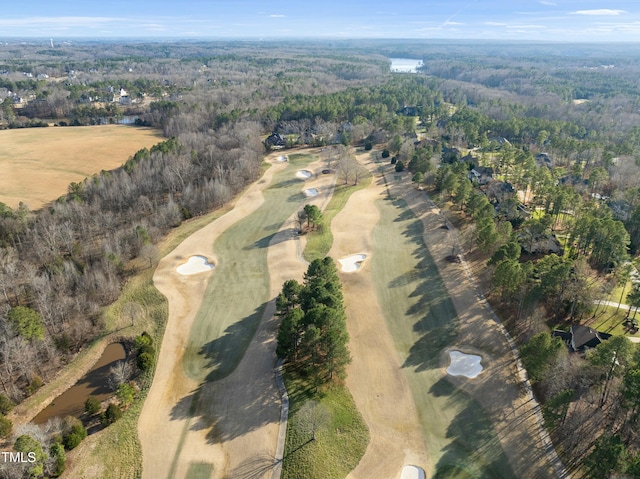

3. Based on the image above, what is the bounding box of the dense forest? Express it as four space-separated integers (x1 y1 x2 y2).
0 40 639 477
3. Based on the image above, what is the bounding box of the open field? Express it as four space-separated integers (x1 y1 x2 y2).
0 125 163 209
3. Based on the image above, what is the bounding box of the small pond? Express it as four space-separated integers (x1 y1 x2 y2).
33 343 126 424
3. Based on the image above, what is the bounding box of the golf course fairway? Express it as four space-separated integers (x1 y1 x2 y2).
371 195 515 478
183 153 315 381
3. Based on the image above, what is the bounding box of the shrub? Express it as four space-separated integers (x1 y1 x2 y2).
85 397 101 415
395 161 405 172
390 156 397 165
134 332 153 350
63 419 87 450
27 375 43 395
364 141 373 151
117 383 136 407
381 149 390 158
49 442 66 476
0 414 12 438
137 352 155 372
0 394 14 415
101 403 123 427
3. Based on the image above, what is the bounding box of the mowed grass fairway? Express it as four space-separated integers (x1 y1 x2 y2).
0 125 163 209
184 153 315 381
372 196 515 479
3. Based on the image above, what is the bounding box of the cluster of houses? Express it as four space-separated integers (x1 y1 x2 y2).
264 122 355 149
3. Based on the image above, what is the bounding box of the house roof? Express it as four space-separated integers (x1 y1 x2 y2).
570 325 611 352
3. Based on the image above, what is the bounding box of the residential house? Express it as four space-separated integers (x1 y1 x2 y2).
468 166 494 186
553 325 611 353
265 133 287 148
485 179 515 203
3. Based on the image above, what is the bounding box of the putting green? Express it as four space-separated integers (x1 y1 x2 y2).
183 154 314 381
371 196 514 478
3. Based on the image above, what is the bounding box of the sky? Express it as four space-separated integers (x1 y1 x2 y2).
2 1 640 42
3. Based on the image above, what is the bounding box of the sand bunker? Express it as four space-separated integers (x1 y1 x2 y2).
401 465 426 479
277 155 288 162
176 256 215 276
296 170 312 179
304 188 318 197
338 254 367 273
446 350 483 379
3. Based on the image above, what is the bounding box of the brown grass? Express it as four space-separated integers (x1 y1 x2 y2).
0 125 163 209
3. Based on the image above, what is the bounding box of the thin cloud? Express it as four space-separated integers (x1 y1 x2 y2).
0 16 121 27
571 9 626 16
539 1 556 5
269 14 286 18
484 21 507 26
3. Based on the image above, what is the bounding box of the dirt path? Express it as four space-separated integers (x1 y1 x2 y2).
387 175 561 478
329 153 430 479
138 151 334 479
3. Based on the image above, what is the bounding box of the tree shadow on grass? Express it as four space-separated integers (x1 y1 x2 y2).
391 213 458 372
434 397 515 479
246 227 299 250
288 192 306 203
169 302 281 446
228 453 276 479
271 178 303 189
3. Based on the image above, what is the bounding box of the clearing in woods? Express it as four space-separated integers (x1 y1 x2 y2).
0 125 163 209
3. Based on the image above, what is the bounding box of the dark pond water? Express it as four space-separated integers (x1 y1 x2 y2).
33 343 126 424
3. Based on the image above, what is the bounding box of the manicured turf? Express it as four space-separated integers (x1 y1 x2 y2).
281 369 369 479
371 195 515 478
303 174 372 262
186 462 214 479
591 305 640 337
0 125 162 209
184 153 317 381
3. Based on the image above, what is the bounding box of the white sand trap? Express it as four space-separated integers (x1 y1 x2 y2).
304 188 318 197
447 350 483 379
277 155 288 162
401 465 426 479
296 170 312 179
339 254 367 273
176 256 215 276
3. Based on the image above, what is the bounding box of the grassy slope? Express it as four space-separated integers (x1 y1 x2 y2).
183 153 316 381
371 195 515 479
281 370 368 479
303 173 372 262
